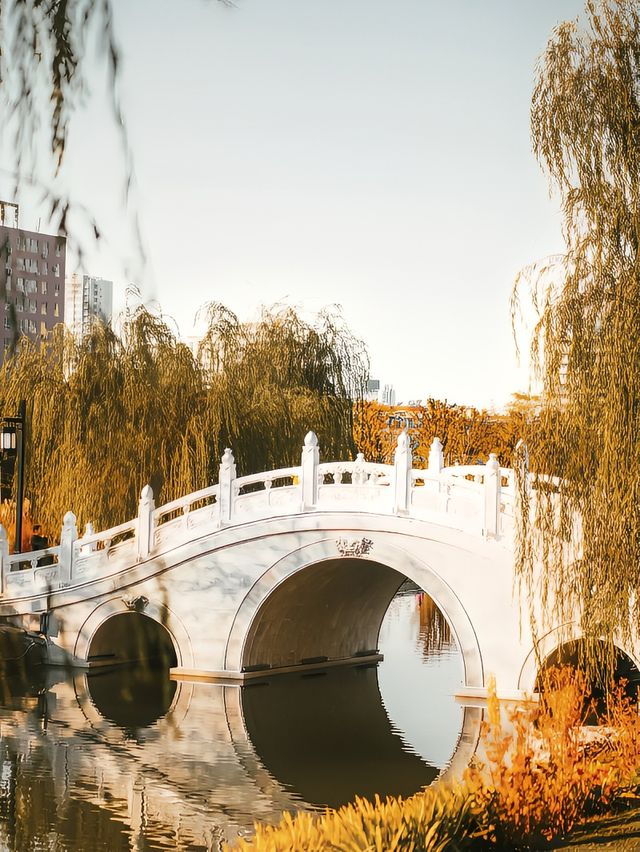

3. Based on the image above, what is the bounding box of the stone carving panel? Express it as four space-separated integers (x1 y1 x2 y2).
335 537 374 558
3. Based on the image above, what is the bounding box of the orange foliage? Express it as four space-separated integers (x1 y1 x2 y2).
466 669 640 846
0 500 34 553
354 395 538 468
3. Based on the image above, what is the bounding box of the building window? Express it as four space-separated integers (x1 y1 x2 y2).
40 321 47 335
55 243 62 257
15 300 23 313
3 317 9 329
16 258 25 271
54 303 59 317
41 261 47 275
29 300 36 314
42 244 48 258
53 264 60 278
26 279 36 294
4 279 10 293
40 302 47 315
41 281 47 295
28 320 36 333
54 282 60 296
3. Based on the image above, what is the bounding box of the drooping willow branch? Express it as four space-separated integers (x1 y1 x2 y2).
515 0 640 674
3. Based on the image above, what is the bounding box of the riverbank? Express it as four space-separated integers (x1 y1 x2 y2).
548 810 640 850
229 670 640 850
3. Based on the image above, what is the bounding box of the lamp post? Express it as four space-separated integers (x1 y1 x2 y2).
1 400 26 553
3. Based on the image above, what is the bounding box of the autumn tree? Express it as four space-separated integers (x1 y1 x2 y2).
353 398 520 468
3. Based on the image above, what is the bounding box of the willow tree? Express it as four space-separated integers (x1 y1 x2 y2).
0 302 367 539
199 303 368 476
516 0 640 670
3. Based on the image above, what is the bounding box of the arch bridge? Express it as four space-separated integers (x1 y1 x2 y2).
0 431 632 700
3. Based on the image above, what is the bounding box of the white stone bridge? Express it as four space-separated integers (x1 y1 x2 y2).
0 431 634 700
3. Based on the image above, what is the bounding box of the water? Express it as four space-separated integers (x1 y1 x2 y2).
0 592 471 850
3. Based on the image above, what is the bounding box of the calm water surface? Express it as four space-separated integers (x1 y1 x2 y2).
0 592 474 850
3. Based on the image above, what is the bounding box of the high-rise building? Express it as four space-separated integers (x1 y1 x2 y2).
379 383 396 406
65 273 113 341
0 203 66 364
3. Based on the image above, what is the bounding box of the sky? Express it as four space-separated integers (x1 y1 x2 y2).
4 0 587 408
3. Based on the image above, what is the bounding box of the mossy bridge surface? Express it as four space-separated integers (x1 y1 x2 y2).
0 431 633 700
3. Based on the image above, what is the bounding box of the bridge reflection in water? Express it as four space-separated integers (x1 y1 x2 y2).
242 665 439 808
0 592 478 850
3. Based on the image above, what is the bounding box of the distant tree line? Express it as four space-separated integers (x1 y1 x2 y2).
353 395 536 469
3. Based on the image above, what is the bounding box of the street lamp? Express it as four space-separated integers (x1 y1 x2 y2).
1 400 26 553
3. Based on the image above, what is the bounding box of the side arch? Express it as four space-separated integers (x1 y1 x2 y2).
518 622 640 693
74 596 194 670
224 536 484 688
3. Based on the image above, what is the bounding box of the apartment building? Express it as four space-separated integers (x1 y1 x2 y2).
65 273 113 341
0 209 66 363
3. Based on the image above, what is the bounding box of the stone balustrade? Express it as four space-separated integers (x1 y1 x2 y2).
0 431 518 600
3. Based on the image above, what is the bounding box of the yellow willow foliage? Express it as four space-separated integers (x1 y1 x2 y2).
0 301 367 537
232 670 640 851
513 0 640 674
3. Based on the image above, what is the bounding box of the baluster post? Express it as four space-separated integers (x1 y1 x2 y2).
0 525 8 594
301 431 319 511
137 485 155 561
483 453 501 539
79 522 97 555
59 511 77 585
353 452 367 486
428 437 444 474
219 448 237 525
393 429 412 515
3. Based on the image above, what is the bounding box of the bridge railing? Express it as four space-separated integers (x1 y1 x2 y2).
153 483 220 549
0 430 518 599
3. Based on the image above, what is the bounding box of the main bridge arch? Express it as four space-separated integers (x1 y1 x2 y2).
224 535 484 688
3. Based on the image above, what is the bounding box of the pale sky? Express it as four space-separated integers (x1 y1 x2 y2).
3 0 586 408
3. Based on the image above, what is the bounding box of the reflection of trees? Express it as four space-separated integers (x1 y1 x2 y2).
416 594 454 657
0 738 131 851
